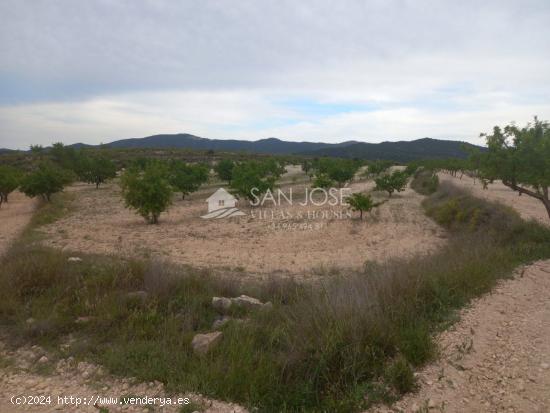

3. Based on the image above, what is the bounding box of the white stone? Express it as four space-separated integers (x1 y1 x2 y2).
191 332 223 355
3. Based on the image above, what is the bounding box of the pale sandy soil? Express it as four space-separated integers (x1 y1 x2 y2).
39 175 445 278
438 174 549 226
0 191 37 256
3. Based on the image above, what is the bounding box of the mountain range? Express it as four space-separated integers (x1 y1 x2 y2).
2 133 484 162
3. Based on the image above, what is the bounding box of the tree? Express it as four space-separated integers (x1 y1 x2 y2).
230 161 276 202
314 158 359 187
80 156 117 188
375 170 408 197
215 159 235 184
312 174 334 189
169 161 209 199
0 165 21 204
120 162 173 224
301 159 313 179
347 193 384 219
19 162 71 201
477 117 550 220
367 160 392 177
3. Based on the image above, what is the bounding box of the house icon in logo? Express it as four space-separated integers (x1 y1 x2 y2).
201 188 246 219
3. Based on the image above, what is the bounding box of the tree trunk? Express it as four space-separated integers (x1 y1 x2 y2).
544 199 550 221
360 210 363 220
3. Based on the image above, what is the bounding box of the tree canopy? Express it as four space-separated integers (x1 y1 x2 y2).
476 117 550 219
120 161 173 224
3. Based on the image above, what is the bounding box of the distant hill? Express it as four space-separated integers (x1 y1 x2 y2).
302 138 483 162
98 133 345 154
64 133 484 161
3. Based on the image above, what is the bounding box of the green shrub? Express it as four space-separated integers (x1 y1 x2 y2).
410 169 439 195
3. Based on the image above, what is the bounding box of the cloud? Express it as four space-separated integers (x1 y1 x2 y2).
0 0 549 148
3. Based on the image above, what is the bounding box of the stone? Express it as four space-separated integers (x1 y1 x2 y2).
230 295 263 310
191 331 223 355
212 316 231 330
428 399 436 409
540 362 549 370
67 257 82 262
212 297 232 313
38 356 49 364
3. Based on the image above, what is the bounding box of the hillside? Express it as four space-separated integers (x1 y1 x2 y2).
302 138 482 161
62 134 483 161
98 134 342 154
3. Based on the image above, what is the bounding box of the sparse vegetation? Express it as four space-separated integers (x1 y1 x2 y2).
2 179 549 412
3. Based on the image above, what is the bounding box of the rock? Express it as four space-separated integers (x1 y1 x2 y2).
212 297 232 313
67 257 82 262
38 356 49 364
428 399 436 409
230 295 263 310
26 318 35 325
541 362 549 370
263 301 273 310
411 402 420 412
191 331 223 355
126 291 148 302
212 316 231 330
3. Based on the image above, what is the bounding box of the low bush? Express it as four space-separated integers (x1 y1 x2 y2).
410 168 439 195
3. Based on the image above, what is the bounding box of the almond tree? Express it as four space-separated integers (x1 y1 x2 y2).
347 193 384 219
479 117 550 220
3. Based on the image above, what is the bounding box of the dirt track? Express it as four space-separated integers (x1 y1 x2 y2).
0 191 37 256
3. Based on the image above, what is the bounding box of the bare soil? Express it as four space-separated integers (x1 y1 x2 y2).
38 173 444 278
0 191 37 256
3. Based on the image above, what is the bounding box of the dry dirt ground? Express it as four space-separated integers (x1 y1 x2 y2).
39 169 444 278
0 191 37 255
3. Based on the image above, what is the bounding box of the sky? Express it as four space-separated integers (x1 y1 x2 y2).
1 0 549 150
